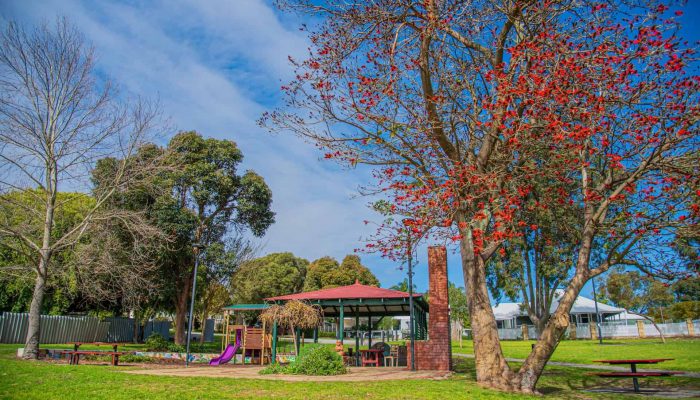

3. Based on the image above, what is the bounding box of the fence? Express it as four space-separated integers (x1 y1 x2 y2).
0 312 170 344
104 317 170 342
496 319 699 341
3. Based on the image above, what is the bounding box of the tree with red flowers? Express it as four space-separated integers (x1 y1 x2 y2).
263 0 698 393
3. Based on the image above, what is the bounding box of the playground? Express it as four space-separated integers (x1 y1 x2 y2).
4 246 697 398
2 341 699 399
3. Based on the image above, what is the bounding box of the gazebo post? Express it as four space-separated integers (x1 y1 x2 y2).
368 314 373 348
313 326 318 343
271 320 278 364
355 311 360 364
339 301 345 345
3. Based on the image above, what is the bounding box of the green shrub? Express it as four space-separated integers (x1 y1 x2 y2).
259 362 289 375
144 334 170 351
294 344 345 375
260 344 346 376
166 343 185 353
120 354 153 363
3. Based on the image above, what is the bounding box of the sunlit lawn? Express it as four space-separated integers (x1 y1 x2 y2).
0 342 698 399
450 338 700 372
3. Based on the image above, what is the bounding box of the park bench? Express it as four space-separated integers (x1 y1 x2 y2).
58 350 125 366
592 359 681 392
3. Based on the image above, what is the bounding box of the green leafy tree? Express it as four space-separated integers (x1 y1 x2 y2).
390 279 416 293
449 282 469 348
602 268 674 342
0 190 95 314
303 255 379 291
92 131 274 344
673 277 700 303
231 252 308 304
666 301 700 320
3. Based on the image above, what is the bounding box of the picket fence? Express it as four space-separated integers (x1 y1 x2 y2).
0 312 170 344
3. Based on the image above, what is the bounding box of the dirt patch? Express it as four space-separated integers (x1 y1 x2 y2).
125 366 452 382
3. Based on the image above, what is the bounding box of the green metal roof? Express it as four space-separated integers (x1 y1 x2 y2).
223 303 270 311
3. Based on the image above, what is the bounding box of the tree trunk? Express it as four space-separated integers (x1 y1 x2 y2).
516 235 595 393
24 184 56 360
460 234 518 391
199 310 208 345
23 256 48 360
132 310 141 344
174 273 191 345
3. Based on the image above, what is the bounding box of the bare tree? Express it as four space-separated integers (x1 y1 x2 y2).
0 19 159 359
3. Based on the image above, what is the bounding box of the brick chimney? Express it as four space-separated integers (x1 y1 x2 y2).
407 246 451 371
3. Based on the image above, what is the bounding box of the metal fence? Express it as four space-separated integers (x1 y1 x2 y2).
0 312 169 344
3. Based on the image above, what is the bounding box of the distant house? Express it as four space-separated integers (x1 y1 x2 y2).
492 290 632 329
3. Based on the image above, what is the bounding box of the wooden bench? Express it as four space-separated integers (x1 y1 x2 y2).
58 350 125 366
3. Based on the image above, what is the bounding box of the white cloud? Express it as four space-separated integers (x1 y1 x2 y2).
0 0 446 288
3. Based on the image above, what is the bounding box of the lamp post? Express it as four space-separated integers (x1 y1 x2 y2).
591 277 603 345
185 243 206 367
403 219 416 371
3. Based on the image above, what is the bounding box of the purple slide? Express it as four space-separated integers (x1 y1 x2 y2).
210 329 242 366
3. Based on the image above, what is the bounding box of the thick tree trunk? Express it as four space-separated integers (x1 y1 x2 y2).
460 234 518 391
174 274 191 345
23 257 48 360
516 235 595 392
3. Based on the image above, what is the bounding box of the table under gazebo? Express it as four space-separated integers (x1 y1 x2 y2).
265 280 429 366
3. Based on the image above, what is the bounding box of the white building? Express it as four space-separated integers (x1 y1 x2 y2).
492 290 629 328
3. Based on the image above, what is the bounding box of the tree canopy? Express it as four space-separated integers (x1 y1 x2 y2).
231 252 308 304
303 255 379 291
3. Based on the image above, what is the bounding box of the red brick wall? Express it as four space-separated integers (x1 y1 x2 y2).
407 246 451 371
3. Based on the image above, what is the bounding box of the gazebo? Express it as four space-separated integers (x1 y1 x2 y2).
265 280 429 364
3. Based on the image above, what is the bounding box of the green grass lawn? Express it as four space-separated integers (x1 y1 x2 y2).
0 341 698 399
451 338 700 372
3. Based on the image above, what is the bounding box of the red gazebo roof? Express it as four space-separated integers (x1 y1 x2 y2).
265 280 422 302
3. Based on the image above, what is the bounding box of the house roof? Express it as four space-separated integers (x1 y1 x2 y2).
493 290 625 320
265 280 422 302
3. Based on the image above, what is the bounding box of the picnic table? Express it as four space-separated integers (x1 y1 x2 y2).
60 342 131 366
359 349 383 367
593 358 680 392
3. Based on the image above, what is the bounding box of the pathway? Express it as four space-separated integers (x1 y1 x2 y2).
126 366 452 382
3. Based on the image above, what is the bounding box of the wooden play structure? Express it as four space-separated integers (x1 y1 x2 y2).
221 304 272 365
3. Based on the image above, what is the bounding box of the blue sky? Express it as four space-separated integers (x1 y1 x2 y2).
1 1 698 299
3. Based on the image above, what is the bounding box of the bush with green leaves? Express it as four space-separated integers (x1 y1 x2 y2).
166 343 185 353
144 334 170 351
260 344 346 376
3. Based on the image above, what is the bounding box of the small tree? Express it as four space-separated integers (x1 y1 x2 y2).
0 19 158 358
260 300 323 355
603 268 674 342
449 282 469 348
